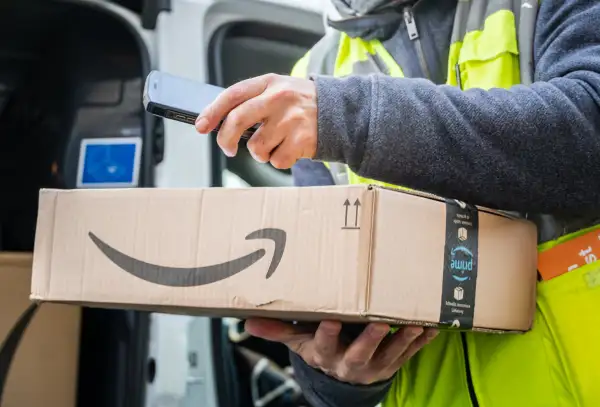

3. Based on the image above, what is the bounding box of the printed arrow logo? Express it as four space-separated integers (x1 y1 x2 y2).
88 228 286 287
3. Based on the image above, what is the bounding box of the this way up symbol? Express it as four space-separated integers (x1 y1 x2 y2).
342 199 361 230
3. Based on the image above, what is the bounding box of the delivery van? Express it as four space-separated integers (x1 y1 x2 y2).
0 0 326 406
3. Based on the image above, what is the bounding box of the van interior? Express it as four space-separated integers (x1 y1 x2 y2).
0 1 321 406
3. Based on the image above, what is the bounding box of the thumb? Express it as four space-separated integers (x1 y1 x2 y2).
195 76 269 133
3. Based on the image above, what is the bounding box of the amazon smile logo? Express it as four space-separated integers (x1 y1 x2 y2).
88 228 286 287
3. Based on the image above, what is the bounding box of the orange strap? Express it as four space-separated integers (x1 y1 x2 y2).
538 229 600 281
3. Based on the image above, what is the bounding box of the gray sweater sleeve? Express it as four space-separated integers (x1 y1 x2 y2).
313 1 600 215
289 352 393 407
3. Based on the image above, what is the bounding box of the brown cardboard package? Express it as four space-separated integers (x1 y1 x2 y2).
0 252 80 407
31 185 538 333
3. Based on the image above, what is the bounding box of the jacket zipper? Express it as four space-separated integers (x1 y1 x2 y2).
455 63 463 89
461 332 479 407
403 7 432 80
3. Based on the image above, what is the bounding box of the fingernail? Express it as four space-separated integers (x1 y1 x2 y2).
369 324 389 337
320 321 341 335
249 150 267 164
195 117 208 132
406 327 423 337
427 329 439 339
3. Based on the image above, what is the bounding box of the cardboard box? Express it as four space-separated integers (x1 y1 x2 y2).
0 252 80 407
31 185 538 332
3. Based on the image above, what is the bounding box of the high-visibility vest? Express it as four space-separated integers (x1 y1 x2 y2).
291 2 600 406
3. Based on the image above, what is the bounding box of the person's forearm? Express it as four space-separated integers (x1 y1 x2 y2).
313 74 600 214
290 352 392 407
313 2 600 215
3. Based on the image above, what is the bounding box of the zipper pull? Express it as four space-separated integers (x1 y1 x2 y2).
403 7 419 40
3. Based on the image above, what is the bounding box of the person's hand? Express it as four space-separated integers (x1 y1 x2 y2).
195 74 318 169
244 318 439 385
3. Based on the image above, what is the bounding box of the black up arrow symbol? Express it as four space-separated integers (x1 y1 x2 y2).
353 198 361 226
343 199 351 227
342 199 361 230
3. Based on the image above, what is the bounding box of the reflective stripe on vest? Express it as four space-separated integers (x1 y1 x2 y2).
291 1 600 406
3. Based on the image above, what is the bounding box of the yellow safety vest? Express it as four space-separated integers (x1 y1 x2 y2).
291 2 600 406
